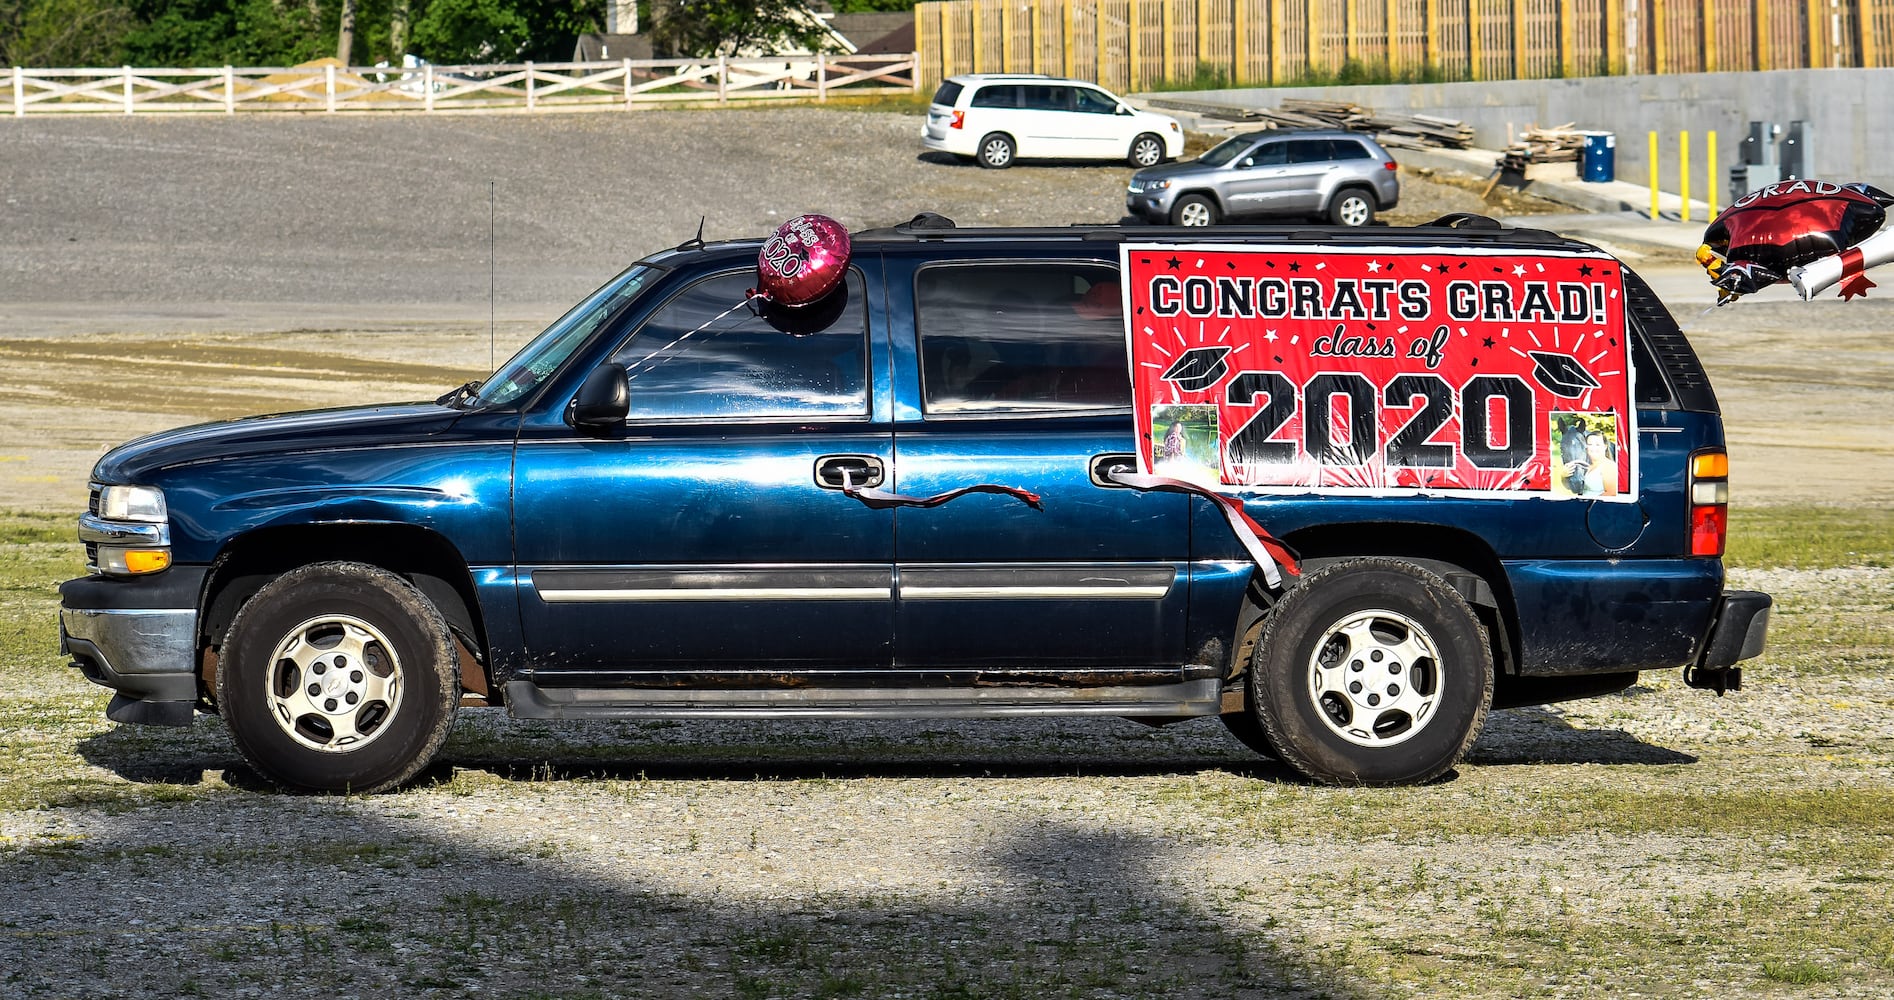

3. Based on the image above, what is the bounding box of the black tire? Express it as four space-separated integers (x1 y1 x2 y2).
218 562 459 793
1327 187 1377 227
1128 132 1165 168
977 132 1016 169
1170 193 1218 227
1249 558 1492 785
1219 710 1279 760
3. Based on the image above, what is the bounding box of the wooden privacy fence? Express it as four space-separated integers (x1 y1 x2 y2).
916 0 1894 92
6 53 919 115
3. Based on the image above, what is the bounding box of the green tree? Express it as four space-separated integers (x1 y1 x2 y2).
408 0 599 63
0 0 133 67
648 0 830 57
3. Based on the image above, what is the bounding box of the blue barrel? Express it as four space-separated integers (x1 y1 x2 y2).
1581 131 1616 183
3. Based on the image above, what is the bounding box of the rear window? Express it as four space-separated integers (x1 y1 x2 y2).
915 262 1130 414
931 81 963 107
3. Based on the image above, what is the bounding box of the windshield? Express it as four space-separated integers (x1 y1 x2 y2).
1196 136 1256 167
470 264 662 407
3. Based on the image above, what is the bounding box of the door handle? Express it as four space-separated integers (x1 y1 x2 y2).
1090 453 1138 488
815 454 885 490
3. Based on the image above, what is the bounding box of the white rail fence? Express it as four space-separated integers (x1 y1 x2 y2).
6 53 920 115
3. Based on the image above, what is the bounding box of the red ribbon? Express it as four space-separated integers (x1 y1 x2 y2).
838 476 1042 512
1106 472 1301 589
1839 247 1878 300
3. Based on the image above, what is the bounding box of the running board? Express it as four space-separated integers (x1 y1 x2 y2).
503 679 1223 721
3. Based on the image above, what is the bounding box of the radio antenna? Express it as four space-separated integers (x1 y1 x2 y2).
489 179 497 369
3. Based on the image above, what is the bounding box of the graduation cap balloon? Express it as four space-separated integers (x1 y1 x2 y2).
1699 180 1894 303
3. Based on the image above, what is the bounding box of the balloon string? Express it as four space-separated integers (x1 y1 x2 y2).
623 293 764 383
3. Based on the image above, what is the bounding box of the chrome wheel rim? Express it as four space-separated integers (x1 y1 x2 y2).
1307 609 1441 748
1133 138 1162 166
1338 195 1371 226
981 140 1011 166
1178 201 1212 226
266 614 404 753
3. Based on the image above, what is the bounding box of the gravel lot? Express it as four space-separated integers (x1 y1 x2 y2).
2 109 1892 999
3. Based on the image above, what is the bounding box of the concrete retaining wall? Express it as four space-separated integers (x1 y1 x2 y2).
1176 69 1894 197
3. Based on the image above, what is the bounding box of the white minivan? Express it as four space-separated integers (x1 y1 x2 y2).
922 74 1185 169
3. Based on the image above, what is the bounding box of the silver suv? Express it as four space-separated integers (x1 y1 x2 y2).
1126 129 1401 227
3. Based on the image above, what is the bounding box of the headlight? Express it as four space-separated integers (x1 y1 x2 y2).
97 485 167 522
1146 179 1171 191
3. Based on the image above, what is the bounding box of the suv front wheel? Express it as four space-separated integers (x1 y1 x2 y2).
1248 558 1492 785
1328 187 1377 227
1170 194 1218 227
978 132 1016 169
218 562 461 793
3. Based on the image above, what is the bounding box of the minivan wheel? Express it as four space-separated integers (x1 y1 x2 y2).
1171 194 1218 227
978 132 1016 169
219 562 460 793
1129 133 1165 168
1249 559 1492 785
1329 188 1376 227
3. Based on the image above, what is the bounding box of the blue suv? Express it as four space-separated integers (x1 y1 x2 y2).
58 214 1770 791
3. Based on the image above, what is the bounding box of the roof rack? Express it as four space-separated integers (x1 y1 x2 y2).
852 213 1586 250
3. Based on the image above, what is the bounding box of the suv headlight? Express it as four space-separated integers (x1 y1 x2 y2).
97 485 168 522
1144 179 1171 191
84 485 172 576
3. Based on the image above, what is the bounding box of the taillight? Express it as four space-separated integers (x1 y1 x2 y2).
1688 449 1729 556
1384 160 1399 171
950 110 965 130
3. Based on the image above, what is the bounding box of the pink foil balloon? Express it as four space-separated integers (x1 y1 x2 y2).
756 214 851 307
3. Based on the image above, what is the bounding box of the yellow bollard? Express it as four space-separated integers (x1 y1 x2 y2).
1649 131 1660 220
1707 130 1719 218
1680 131 1691 224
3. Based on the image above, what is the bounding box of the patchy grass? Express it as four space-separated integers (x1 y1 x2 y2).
1727 504 1894 569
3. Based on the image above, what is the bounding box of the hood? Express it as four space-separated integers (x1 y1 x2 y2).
1132 157 1222 184
93 402 465 483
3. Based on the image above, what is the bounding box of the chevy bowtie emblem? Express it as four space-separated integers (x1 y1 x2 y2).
1527 350 1602 398
1160 346 1232 392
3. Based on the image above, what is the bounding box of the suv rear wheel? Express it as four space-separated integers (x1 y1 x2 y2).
1249 558 1491 785
1128 133 1165 168
978 132 1016 169
218 562 460 793
1328 187 1376 227
1171 194 1218 227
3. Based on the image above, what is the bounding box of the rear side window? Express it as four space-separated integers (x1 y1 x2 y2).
916 262 1130 413
1286 140 1338 164
1020 85 1071 111
1328 139 1375 160
931 81 963 107
610 269 868 420
970 85 1018 108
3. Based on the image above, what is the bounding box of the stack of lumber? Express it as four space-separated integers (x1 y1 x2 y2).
1145 96 1479 150
1252 99 1476 149
1496 123 1587 171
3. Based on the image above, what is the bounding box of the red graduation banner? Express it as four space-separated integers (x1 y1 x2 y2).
1122 243 1637 502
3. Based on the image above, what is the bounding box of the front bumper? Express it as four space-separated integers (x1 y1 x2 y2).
59 569 205 726
1683 589 1772 694
1126 187 1178 220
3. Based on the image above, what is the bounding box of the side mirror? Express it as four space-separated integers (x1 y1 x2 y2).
1239 157 1254 169
1116 104 1133 116
567 362 628 429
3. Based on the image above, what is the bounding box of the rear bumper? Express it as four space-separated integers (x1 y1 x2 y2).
1683 589 1771 694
